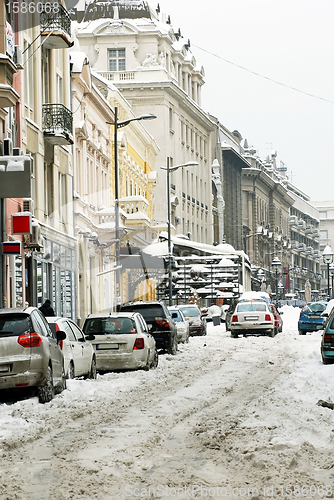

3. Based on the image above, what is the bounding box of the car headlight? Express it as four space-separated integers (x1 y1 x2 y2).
192 319 201 326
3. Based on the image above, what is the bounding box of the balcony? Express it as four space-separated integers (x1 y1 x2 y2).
0 54 19 107
40 4 72 49
43 103 73 146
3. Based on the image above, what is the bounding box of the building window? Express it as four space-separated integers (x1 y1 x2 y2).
108 49 126 71
169 107 174 133
319 211 327 218
320 230 328 241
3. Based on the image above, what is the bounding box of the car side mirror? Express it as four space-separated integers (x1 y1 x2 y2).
85 334 95 341
56 330 66 343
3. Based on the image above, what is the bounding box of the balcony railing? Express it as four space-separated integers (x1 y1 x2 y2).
43 103 73 146
40 4 72 49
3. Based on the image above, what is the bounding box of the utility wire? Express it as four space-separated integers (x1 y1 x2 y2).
193 44 334 105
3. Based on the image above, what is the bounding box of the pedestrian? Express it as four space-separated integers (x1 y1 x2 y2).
208 303 221 326
39 299 55 317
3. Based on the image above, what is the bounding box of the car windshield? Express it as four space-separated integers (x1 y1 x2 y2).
305 303 326 313
121 304 165 321
0 314 31 337
237 302 267 312
83 317 136 335
169 310 182 322
179 307 199 317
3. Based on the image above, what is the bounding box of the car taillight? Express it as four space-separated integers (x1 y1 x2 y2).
17 332 42 348
133 338 145 350
324 334 334 344
231 315 238 323
156 318 169 327
54 323 63 350
265 314 271 322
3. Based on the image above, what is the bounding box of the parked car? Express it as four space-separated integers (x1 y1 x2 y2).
119 301 178 354
239 291 271 304
82 312 159 371
178 304 207 336
230 300 275 338
168 307 190 343
0 307 66 403
278 299 306 308
269 304 283 334
320 310 334 364
46 317 97 379
298 301 327 335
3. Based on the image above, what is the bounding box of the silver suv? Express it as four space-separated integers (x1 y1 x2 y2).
0 307 66 403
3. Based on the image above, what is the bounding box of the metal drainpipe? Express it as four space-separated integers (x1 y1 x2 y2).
0 198 6 307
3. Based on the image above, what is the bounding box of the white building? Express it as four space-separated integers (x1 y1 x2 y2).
71 0 216 245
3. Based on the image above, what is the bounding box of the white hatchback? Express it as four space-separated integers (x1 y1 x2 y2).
82 312 158 372
47 317 97 379
168 307 190 343
230 301 275 338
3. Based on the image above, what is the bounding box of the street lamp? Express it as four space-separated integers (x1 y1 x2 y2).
160 158 198 305
271 256 281 306
257 268 265 291
322 245 334 300
329 262 334 300
107 107 156 305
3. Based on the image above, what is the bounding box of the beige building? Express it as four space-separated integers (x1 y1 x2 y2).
313 201 334 298
72 49 159 318
71 0 216 246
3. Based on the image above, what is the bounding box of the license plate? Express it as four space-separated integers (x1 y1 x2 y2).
0 365 10 373
310 315 320 319
244 316 257 321
96 344 119 350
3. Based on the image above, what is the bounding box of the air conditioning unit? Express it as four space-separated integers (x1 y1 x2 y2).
289 215 298 225
23 198 34 214
29 220 44 250
14 46 23 69
3 138 13 156
13 147 23 156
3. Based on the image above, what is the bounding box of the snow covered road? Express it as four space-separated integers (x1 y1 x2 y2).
0 306 334 500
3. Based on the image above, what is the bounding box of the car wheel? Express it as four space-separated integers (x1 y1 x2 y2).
322 357 333 365
38 365 54 404
67 362 75 379
150 348 159 369
298 330 306 335
55 364 67 395
167 335 178 355
231 332 238 338
268 329 275 338
88 357 97 379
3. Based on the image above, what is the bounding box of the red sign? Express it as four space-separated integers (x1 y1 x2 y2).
12 212 32 235
2 241 21 254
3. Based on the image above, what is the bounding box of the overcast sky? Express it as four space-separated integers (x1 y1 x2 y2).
157 0 334 202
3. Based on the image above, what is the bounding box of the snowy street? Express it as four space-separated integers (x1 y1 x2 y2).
0 306 334 500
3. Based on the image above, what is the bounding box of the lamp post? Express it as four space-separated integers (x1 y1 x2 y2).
329 262 334 300
160 158 198 306
271 256 281 306
322 245 334 300
107 107 156 305
257 268 265 291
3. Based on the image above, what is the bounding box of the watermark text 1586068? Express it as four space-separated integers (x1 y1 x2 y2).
6 2 60 15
